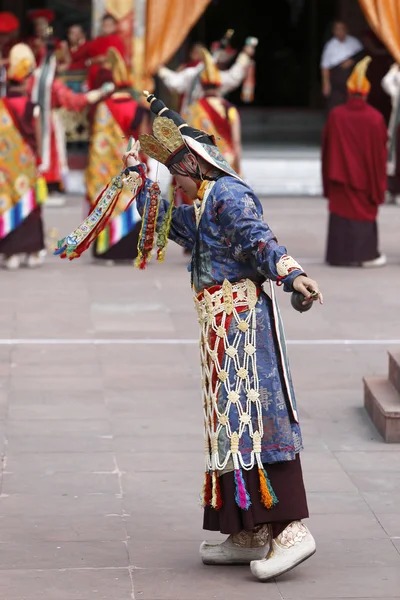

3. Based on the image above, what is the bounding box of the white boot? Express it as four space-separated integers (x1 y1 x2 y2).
200 525 269 565
361 254 387 268
3 255 21 270
25 253 45 268
250 521 316 581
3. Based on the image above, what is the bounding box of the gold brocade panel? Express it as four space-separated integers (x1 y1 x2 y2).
0 100 37 214
85 101 132 214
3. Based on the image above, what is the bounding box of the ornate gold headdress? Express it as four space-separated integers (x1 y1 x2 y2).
139 92 186 165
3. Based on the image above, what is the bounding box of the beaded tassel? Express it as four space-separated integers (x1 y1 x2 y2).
200 471 212 507
135 181 160 269
234 468 251 510
211 471 223 510
258 468 278 509
156 190 174 263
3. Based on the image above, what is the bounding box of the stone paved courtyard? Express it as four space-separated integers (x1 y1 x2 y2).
0 194 399 599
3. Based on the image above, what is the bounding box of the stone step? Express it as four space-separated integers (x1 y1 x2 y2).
388 351 400 395
364 376 400 443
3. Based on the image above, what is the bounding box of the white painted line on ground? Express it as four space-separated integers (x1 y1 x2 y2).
0 338 399 346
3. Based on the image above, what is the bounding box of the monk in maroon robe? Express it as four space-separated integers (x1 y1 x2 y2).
322 56 388 268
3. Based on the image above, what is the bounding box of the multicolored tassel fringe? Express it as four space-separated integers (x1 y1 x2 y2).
156 191 174 263
135 181 160 269
211 471 223 510
258 467 278 509
234 468 251 510
200 471 212 507
0 178 48 241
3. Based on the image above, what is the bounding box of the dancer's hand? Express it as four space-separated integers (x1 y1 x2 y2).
293 275 323 306
123 140 141 168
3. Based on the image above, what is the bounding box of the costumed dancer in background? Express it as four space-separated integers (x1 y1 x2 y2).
173 46 243 256
86 48 151 264
158 32 257 115
184 48 243 176
381 62 400 205
0 43 47 270
31 32 114 204
54 91 323 581
322 57 387 267
161 34 257 212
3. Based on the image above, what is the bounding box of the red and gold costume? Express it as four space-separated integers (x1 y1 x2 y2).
86 48 150 261
0 43 47 268
174 49 241 211
184 49 241 174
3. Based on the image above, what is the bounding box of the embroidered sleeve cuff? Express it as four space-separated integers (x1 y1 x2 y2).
276 254 303 277
276 255 305 292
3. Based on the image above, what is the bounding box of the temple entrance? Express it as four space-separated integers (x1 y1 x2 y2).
190 0 337 110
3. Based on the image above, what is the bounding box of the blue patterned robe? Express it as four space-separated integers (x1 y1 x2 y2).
136 173 304 466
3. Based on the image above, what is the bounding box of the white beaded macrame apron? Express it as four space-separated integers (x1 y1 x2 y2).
194 279 278 512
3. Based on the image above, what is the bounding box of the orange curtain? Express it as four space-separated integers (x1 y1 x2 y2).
100 0 211 92
358 0 400 63
145 0 211 75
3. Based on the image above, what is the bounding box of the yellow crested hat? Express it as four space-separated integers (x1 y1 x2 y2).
347 56 372 96
7 43 36 83
106 47 132 88
200 48 221 87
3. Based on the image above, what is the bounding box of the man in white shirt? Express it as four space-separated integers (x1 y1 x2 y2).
320 20 364 111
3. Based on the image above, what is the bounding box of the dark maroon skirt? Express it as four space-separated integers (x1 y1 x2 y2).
203 455 309 535
0 207 44 256
325 213 379 266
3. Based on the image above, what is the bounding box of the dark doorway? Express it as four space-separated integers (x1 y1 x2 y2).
188 0 338 109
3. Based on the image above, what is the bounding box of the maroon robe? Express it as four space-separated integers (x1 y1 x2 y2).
322 96 387 265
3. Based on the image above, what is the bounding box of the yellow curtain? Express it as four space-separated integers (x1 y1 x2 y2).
358 0 400 63
145 0 211 75
101 0 211 91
